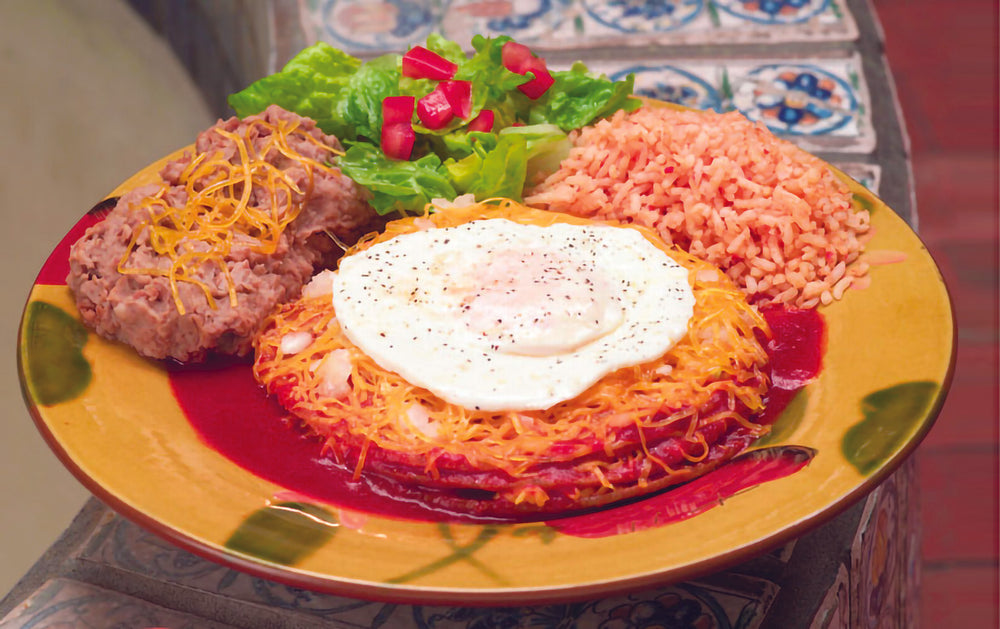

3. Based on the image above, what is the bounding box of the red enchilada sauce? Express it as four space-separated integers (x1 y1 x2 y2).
169 307 823 525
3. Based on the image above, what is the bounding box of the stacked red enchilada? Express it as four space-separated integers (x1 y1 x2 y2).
253 203 773 518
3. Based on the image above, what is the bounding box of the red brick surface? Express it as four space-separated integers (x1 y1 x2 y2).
916 448 998 562
875 1 999 625
920 565 999 628
876 1 999 154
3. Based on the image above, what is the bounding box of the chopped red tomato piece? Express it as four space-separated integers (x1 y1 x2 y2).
500 41 536 75
439 80 472 119
518 66 554 99
381 122 415 160
382 95 415 124
501 40 554 99
417 86 454 129
402 46 458 80
467 109 494 132
381 95 416 159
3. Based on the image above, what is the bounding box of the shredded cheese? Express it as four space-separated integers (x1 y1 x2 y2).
116 117 342 314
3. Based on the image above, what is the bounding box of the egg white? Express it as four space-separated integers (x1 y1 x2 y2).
330 219 694 412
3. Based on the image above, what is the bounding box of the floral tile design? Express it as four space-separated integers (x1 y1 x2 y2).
295 0 858 54
0 578 238 629
74 511 780 628
584 53 875 153
563 0 858 46
850 460 920 629
900 459 922 629
414 573 779 629
75 514 391 628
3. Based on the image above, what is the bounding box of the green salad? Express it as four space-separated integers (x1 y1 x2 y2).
228 34 640 215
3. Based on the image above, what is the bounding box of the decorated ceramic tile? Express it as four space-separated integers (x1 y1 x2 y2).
587 53 874 153
713 0 842 25
404 576 780 628
296 0 448 54
0 579 238 629
807 563 850 629
293 0 858 54
850 474 905 628
898 458 922 629
564 0 858 47
76 509 780 628
440 0 572 45
77 513 395 628
729 59 866 145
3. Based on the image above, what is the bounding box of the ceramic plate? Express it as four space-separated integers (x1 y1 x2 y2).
18 143 954 606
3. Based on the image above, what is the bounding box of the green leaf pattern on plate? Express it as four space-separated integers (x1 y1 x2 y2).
842 381 939 475
852 191 876 213
226 502 338 566
228 507 550 584
21 301 92 406
388 524 507 585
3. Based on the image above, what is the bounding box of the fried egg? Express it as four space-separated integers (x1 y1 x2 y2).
330 218 694 411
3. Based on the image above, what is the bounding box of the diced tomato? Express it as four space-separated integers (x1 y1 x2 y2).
381 96 416 159
467 109 494 132
417 86 454 129
382 95 414 124
500 41 536 75
381 122 415 160
517 66 554 99
501 40 554 99
439 80 472 118
402 46 458 80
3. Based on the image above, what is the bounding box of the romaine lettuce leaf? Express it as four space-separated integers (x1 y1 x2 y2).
456 35 530 123
228 43 362 139
531 62 641 131
446 125 568 201
282 42 362 76
335 54 401 142
337 144 456 215
462 134 528 200
499 124 572 181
